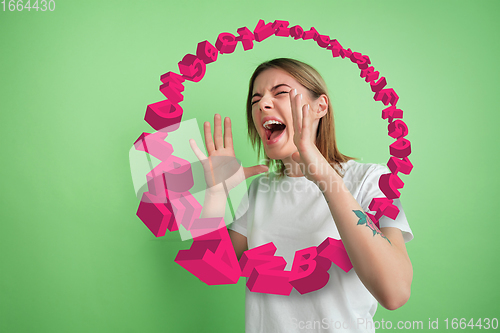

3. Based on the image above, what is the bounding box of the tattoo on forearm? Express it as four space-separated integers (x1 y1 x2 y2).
353 210 392 245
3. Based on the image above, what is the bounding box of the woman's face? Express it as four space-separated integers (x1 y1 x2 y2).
251 68 318 161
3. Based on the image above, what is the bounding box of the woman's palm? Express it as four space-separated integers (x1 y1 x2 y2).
190 114 268 193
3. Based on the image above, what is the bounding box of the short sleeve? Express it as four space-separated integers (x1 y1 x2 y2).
357 164 414 243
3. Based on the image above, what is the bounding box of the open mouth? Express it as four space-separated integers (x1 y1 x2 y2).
263 120 286 142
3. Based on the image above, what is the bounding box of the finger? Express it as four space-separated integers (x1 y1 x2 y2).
302 104 311 139
289 89 300 135
292 151 301 164
213 113 223 149
223 117 233 150
243 165 269 179
189 139 207 161
204 121 215 155
296 93 303 133
292 92 303 135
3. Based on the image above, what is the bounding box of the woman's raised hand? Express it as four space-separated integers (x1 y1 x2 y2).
289 89 331 185
190 114 268 194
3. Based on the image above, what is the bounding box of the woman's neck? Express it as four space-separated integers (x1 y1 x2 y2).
282 154 304 177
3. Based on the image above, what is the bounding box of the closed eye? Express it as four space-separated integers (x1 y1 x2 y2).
251 91 289 106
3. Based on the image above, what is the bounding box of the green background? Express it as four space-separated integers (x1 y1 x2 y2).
1 0 499 332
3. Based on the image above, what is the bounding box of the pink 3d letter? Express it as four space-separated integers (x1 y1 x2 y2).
379 173 405 199
253 19 275 42
215 32 237 54
382 105 403 122
133 131 172 160
369 198 400 221
387 156 413 175
360 66 380 83
175 217 241 285
339 48 353 59
240 243 293 296
134 132 194 232
316 35 330 48
174 191 202 231
327 39 343 57
390 137 411 158
159 72 185 104
374 88 399 106
166 191 202 232
145 99 183 131
370 77 387 92
134 132 176 236
302 27 319 40
289 247 331 294
178 54 206 82
196 40 218 64
236 27 255 51
289 25 304 40
162 154 194 193
137 174 176 236
316 237 352 272
140 153 195 232
388 120 409 139
272 20 290 37
350 52 370 69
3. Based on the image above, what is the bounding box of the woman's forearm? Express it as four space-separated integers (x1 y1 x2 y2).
199 185 248 260
318 168 413 310
200 184 228 219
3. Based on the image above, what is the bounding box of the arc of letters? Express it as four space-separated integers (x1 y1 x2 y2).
133 19 413 295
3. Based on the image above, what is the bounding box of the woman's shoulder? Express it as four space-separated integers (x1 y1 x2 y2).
249 172 273 185
340 160 393 203
341 159 390 181
246 173 273 192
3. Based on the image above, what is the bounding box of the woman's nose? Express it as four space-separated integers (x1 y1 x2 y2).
258 96 273 111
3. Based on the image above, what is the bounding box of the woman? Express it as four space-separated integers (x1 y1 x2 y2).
190 58 413 332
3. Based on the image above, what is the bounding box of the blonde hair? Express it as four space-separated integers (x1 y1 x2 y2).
246 58 355 177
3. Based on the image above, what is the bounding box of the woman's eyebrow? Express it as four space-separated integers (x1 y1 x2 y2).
252 83 291 99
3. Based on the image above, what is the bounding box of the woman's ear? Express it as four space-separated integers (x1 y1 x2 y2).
315 94 329 119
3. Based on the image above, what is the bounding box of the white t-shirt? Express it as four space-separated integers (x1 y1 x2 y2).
229 160 413 333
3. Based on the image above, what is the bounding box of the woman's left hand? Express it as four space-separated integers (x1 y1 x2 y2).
289 89 335 187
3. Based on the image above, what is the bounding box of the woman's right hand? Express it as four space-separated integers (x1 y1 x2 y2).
189 114 269 194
